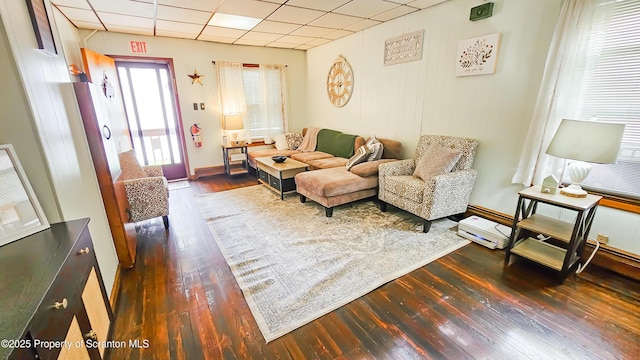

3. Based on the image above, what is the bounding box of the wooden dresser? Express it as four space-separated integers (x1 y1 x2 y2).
0 219 113 359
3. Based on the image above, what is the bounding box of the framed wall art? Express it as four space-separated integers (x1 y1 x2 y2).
25 0 57 54
456 32 500 77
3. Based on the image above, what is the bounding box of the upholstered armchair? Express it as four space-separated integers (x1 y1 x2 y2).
378 135 478 233
115 150 170 229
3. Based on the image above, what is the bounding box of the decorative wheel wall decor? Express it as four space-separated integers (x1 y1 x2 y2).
327 56 354 107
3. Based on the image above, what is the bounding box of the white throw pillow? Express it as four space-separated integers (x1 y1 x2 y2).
273 133 289 150
365 136 384 161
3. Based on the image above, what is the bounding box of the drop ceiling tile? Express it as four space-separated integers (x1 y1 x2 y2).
285 0 351 12
234 38 271 46
71 21 106 30
290 26 334 37
240 31 283 42
334 0 399 18
306 37 332 46
89 0 154 17
276 35 314 45
198 34 236 43
407 0 448 9
323 29 354 40
266 5 324 25
296 44 314 50
156 30 198 39
268 42 299 49
98 12 154 27
217 0 281 19
200 25 247 38
252 21 301 34
371 5 418 21
309 13 363 29
385 0 414 4
51 0 91 10
156 0 223 12
344 19 381 32
156 20 204 34
106 25 154 36
156 5 211 24
55 6 100 22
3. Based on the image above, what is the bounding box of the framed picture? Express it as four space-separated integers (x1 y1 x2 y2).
25 0 57 54
456 32 500 77
0 144 50 247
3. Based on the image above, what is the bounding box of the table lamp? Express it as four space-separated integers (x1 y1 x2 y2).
545 119 625 197
223 114 244 145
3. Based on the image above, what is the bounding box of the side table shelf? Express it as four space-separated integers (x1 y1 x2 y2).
504 185 602 283
222 144 249 176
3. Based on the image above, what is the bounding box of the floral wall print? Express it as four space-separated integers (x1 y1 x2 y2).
456 32 501 76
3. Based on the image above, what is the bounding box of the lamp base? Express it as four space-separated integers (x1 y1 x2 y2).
560 184 587 198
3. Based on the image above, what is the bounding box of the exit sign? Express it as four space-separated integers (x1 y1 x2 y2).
129 41 148 53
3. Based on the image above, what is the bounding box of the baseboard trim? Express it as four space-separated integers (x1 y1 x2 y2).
466 204 640 281
194 165 225 179
109 265 122 312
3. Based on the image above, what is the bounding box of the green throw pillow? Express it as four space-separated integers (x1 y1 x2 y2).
316 129 357 158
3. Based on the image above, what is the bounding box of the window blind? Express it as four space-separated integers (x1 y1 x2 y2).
576 0 640 162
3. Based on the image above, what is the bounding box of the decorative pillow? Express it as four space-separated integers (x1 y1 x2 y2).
285 133 304 150
118 149 146 180
365 136 384 161
350 159 397 177
273 133 289 150
413 143 462 181
346 145 371 170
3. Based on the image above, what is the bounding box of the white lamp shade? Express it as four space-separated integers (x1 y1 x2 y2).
223 114 244 131
546 119 625 164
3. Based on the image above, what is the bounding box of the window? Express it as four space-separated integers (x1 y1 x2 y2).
241 65 287 140
575 0 640 199
216 62 288 143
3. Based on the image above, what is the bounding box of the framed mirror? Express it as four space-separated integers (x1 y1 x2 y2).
0 144 49 247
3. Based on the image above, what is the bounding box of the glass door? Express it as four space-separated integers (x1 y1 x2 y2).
116 61 187 180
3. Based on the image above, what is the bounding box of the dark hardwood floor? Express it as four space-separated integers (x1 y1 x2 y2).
108 174 640 359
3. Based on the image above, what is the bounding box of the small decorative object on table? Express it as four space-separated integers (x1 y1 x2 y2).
272 155 287 163
541 175 559 194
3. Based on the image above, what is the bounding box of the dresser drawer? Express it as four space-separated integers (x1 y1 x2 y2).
28 227 93 358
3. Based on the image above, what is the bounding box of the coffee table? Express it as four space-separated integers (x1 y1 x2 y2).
255 156 308 200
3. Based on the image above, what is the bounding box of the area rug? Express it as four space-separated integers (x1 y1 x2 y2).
194 185 469 342
168 180 190 191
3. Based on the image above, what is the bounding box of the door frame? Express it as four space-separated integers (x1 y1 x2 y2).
109 55 190 180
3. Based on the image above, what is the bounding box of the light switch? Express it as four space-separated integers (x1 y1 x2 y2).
193 103 198 110
200 103 205 110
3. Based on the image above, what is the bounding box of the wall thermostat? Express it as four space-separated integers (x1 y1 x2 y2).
470 2 494 21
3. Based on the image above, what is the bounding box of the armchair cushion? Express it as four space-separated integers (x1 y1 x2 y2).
413 143 462 181
118 149 146 180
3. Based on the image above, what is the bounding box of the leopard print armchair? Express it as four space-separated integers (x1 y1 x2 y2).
116 150 170 229
378 135 478 233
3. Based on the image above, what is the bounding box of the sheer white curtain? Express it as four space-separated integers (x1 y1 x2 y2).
512 0 615 186
215 61 247 139
257 64 288 144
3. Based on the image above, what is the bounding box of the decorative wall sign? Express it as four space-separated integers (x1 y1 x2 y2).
456 32 500 77
25 0 57 54
384 30 424 66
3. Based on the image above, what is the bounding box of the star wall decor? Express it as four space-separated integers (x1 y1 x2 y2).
188 69 204 85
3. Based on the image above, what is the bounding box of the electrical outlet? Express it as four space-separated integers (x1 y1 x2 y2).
596 233 609 244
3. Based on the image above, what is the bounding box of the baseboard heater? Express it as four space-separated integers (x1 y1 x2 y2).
458 215 511 249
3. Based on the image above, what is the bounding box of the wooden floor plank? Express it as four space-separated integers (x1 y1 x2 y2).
107 174 640 359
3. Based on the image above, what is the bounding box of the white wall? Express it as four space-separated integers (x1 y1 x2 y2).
305 0 640 254
82 31 307 176
306 0 561 214
0 1 119 295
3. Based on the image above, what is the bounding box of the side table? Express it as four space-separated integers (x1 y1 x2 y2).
222 144 249 176
504 185 602 283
